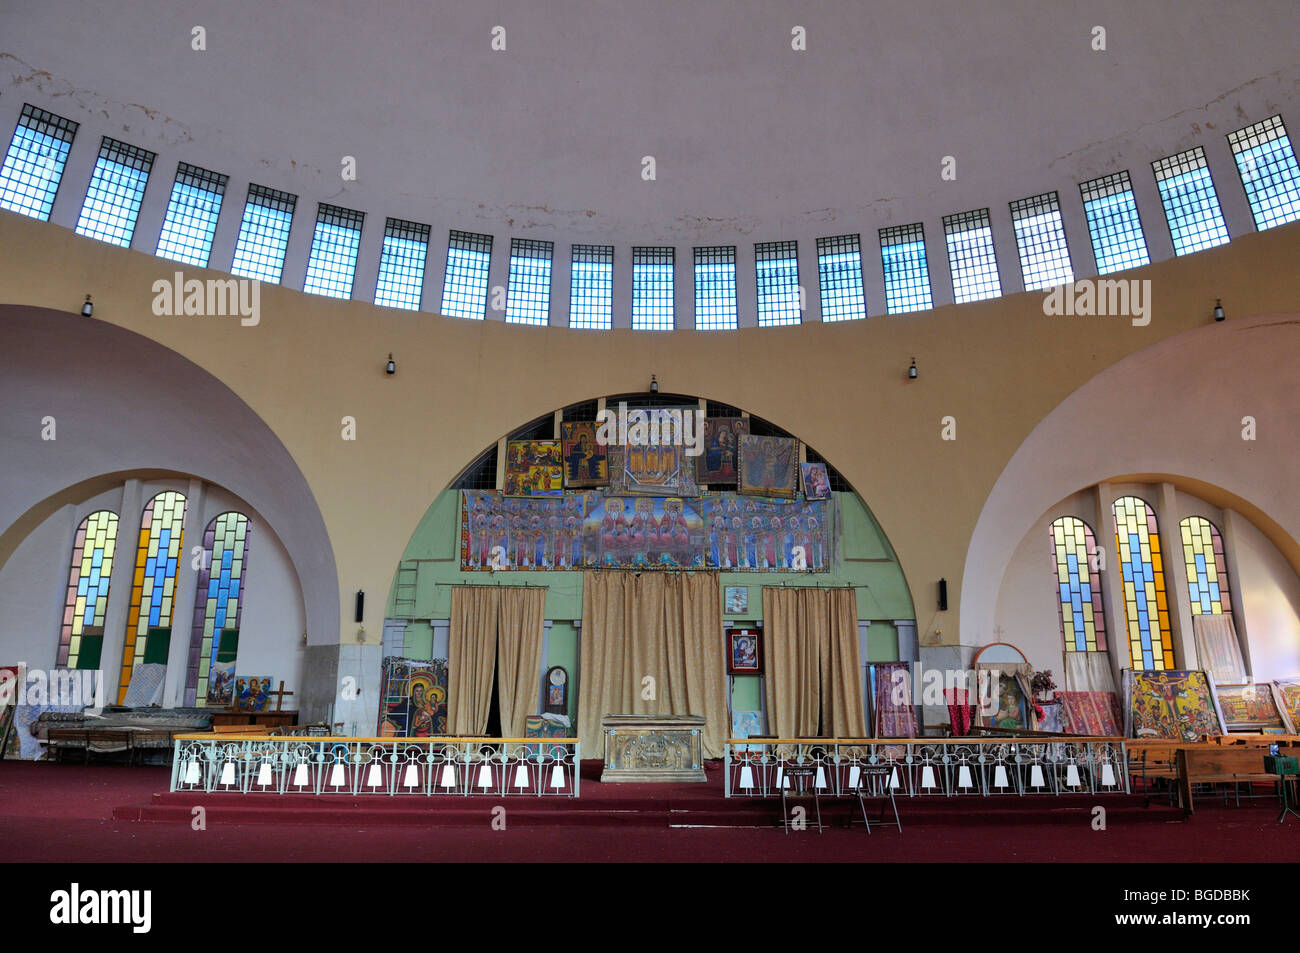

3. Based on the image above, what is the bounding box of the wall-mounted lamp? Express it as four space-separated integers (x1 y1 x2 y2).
907 358 918 381
1213 299 1225 322
354 590 365 623
649 374 659 394
385 354 396 375
81 295 94 318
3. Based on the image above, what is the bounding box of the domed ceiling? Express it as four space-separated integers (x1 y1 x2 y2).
2 0 1297 247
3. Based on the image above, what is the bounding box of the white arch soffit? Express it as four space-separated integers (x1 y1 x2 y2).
960 312 1300 645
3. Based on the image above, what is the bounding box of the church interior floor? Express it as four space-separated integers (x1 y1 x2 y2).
2 761 1293 863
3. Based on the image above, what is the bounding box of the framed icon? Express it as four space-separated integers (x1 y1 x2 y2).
727 627 762 675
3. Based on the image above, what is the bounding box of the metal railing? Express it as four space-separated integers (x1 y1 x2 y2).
170 735 580 797
723 737 1128 798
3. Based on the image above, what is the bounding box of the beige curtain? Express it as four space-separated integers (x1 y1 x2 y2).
1192 614 1246 684
497 587 547 737
448 586 499 735
763 587 865 738
579 571 728 758
1064 651 1116 694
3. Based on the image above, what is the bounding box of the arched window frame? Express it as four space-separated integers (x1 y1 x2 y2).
186 512 252 707
118 490 187 702
1048 516 1108 653
1112 496 1174 670
56 510 119 669
1179 515 1233 617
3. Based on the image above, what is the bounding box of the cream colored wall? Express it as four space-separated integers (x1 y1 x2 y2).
2 210 1299 650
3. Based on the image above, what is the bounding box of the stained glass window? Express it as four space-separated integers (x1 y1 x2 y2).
1112 496 1174 670
57 511 119 669
0 104 79 221
1179 516 1232 616
187 513 251 706
1049 517 1108 653
118 491 187 702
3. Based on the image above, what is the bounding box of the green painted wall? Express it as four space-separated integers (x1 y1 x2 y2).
388 489 914 724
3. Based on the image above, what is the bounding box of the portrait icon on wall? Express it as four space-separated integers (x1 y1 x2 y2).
725 586 748 614
561 422 609 488
737 435 799 500
503 440 564 497
801 462 831 501
727 627 763 675
234 675 273 712
697 418 749 484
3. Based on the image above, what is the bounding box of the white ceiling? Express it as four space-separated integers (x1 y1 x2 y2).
2 0 1297 247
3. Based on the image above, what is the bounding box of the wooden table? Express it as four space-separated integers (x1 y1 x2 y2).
209 710 299 729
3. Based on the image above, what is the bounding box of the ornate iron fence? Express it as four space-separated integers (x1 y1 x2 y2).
170 735 580 797
724 737 1128 798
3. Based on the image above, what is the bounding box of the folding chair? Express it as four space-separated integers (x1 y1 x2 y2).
779 764 823 834
853 764 902 834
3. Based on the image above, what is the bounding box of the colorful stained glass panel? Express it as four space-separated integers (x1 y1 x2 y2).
1049 516 1107 652
1112 496 1173 671
119 491 186 702
187 513 252 706
57 511 119 668
1180 516 1231 616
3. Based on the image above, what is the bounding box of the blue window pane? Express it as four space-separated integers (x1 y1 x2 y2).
375 219 430 310
817 234 866 322
569 245 613 329
0 105 78 220
694 246 737 330
231 184 297 284
1152 147 1230 255
505 238 554 325
1010 192 1074 291
441 230 493 320
943 208 1002 303
755 240 800 326
75 138 155 247
1080 172 1150 274
879 223 933 313
155 163 227 267
1228 115 1300 231
632 246 674 330
303 204 365 299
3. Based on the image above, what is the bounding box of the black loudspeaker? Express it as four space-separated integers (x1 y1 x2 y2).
938 578 948 611
355 590 365 623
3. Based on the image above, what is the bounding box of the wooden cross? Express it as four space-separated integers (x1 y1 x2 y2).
266 680 295 712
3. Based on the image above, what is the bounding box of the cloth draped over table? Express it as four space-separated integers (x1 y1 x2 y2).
1056 691 1124 736
1192 614 1247 684
1063 651 1116 694
448 586 546 738
870 661 918 737
578 571 728 758
762 587 865 738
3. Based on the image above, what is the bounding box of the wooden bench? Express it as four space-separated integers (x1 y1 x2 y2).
1176 746 1278 815
1126 741 1183 805
210 724 274 735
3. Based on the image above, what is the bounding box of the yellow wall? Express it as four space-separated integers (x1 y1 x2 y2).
2 210 1298 648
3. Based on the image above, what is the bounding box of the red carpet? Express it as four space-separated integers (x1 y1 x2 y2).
2 760 1295 862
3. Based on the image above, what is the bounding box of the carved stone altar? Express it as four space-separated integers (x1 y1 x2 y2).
600 714 707 783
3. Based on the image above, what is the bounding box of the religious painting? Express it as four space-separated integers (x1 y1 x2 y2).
234 675 273 712
1215 683 1286 732
378 657 448 737
503 440 564 498
702 494 833 571
460 492 586 570
1124 669 1226 741
870 662 918 738
206 661 236 708
801 462 831 501
1275 680 1300 734
545 666 568 715
731 710 765 752
560 422 608 488
696 418 748 484
583 494 706 569
608 413 701 497
1056 691 1123 736
725 586 748 614
738 435 799 500
727 627 762 675
982 671 1032 730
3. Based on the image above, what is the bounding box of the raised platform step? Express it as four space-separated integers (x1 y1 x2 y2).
114 788 1180 829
